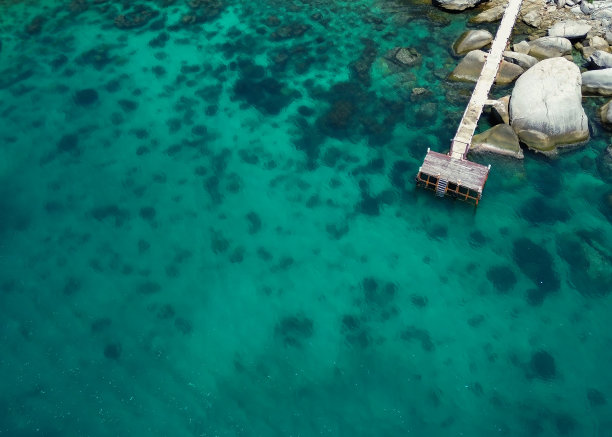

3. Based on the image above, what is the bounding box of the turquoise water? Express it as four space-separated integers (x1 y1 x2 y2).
1 0 612 435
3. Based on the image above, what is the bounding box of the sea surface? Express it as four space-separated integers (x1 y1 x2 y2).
1 0 612 435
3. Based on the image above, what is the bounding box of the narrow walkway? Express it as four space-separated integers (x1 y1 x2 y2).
416 0 524 204
450 0 524 159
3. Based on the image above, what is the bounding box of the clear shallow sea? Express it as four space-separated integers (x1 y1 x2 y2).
1 0 611 435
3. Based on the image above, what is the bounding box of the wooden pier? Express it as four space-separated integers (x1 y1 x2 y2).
416 0 524 205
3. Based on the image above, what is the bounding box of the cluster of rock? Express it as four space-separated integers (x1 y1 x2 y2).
433 0 612 159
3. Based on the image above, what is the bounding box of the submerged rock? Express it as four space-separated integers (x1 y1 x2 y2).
453 30 493 55
582 69 612 95
471 124 524 158
450 50 524 84
270 23 311 40
510 58 589 154
114 6 159 29
26 16 45 34
383 47 422 73
528 36 572 59
586 50 612 69
548 20 592 39
74 88 99 106
410 87 432 102
0 60 36 89
530 350 556 380
434 0 485 11
597 145 612 182
394 47 422 66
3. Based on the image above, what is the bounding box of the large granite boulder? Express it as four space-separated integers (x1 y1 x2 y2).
503 51 538 69
582 69 612 95
434 0 485 11
471 124 524 158
548 20 592 39
510 57 589 154
470 5 505 23
528 36 572 59
450 50 524 84
453 30 493 55
586 50 612 69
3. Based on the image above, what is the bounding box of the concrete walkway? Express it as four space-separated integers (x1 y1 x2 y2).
450 0 525 160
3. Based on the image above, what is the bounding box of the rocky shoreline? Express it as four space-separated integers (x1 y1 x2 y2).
436 0 612 160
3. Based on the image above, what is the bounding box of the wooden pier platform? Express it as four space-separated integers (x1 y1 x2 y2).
416 0 524 205
416 149 490 205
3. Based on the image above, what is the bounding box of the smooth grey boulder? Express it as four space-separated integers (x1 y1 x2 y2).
513 40 531 54
471 5 505 22
522 9 542 27
580 1 593 13
503 51 539 69
433 0 485 11
548 20 592 39
591 2 612 20
471 124 524 158
586 50 612 69
453 29 493 55
582 68 612 95
600 100 612 127
510 57 589 154
528 36 572 58
450 50 524 84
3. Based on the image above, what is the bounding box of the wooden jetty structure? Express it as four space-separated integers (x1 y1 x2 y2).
416 0 524 205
